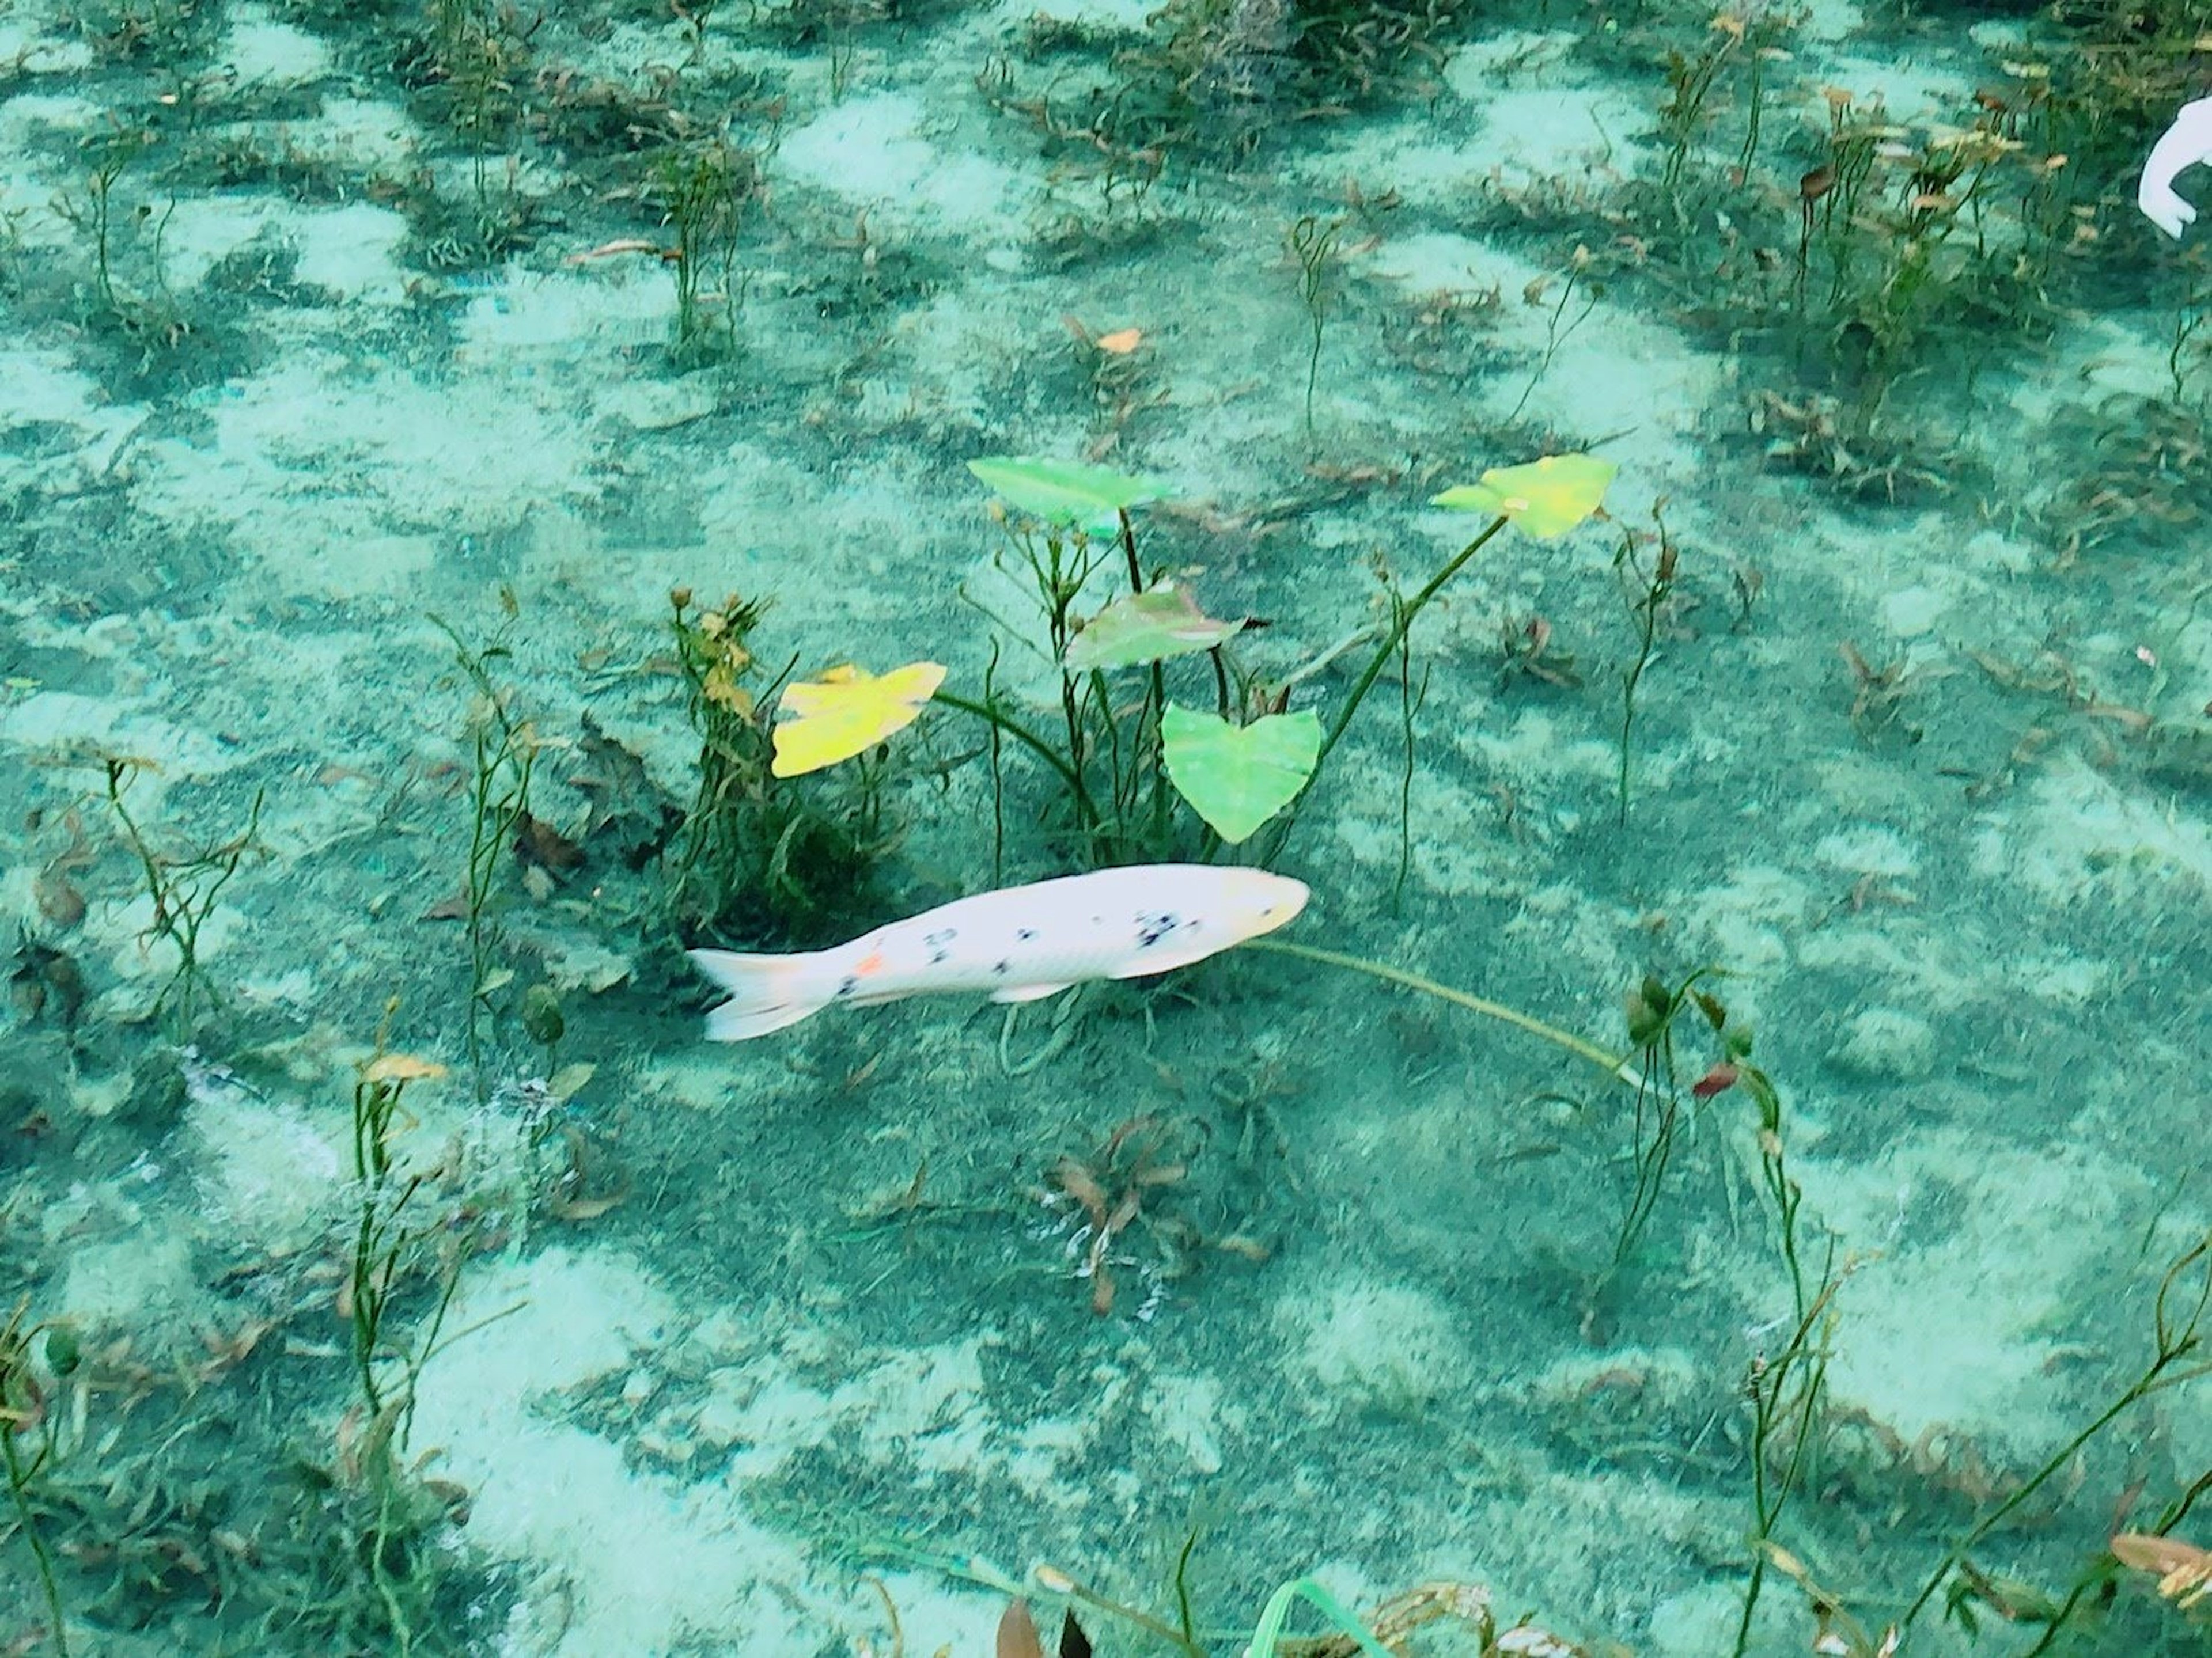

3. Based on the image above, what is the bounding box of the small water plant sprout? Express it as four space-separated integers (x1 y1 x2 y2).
101 754 266 1039
427 616 538 1101
335 1011 483 1654
2 1300 75 1657
647 130 766 362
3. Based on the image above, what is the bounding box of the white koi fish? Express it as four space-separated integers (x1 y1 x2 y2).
688 864 1308 1040
2141 96 2212 238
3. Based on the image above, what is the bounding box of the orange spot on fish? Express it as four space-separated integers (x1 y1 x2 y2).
854 949 887 976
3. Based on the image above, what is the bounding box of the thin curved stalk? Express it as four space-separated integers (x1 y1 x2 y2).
933 691 1084 793
1312 514 1509 776
1245 939 1634 1083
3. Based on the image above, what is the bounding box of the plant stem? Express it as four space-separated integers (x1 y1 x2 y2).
933 691 1084 794
1246 939 1633 1082
3 1430 66 1658
1899 1232 2212 1630
1313 514 1508 776
1616 517 1676 826
1119 507 1171 851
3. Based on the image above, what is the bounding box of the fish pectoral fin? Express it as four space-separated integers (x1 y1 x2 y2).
990 981 1074 1004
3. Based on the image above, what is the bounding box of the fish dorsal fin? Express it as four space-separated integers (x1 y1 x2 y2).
990 981 1074 1004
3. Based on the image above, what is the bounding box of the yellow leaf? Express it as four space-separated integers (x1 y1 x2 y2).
771 661 947 778
1430 452 1617 538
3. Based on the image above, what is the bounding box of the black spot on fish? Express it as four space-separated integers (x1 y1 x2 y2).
836 975 859 999
1135 911 1181 948
993 959 1012 976
1015 928 1037 941
923 928 956 946
929 947 951 966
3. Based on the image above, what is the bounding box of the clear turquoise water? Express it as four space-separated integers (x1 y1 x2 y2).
0 0 2208 1653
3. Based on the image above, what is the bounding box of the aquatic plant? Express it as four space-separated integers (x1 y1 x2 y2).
48 119 194 347
1040 1114 1205 1316
1612 506 1679 824
1249 939 1631 1084
891 1538 1586 1656
339 1017 478 1656
974 58 1167 238
1 1301 73 1657
1291 452 1616 830
428 617 538 1102
944 450 1615 865
1732 1262 1850 1655
1287 213 1344 437
949 458 1193 865
101 756 264 1039
674 0 722 63
1705 1033 2212 1656
1062 315 1165 441
771 661 946 779
2041 388 2212 561
1899 1230 2212 1641
1607 972 1705 1271
665 589 904 943
2109 1530 2212 1623
1616 17 2097 479
1508 246 1600 422
994 0 1474 180
67 0 197 60
77 123 151 321
1675 1005 1852 1658
647 128 767 360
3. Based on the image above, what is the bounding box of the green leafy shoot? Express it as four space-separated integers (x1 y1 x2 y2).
1245 1577 1395 1658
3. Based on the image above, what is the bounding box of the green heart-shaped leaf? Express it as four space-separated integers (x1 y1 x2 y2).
967 456 1172 528
1430 452 1616 539
1065 583 1244 672
1161 704 1320 844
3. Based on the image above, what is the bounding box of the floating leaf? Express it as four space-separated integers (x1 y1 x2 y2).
771 661 946 779
1430 452 1616 539
967 456 1171 528
1065 583 1244 672
1161 705 1320 844
362 1054 447 1084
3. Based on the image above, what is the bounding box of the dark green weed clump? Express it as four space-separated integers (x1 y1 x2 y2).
644 131 768 363
101 756 266 1041
983 0 1480 177
664 590 904 946
1548 2 2212 503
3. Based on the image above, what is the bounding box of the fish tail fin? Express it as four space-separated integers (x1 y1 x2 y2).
687 948 835 1041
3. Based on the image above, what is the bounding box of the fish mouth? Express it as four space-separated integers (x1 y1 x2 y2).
1263 876 1312 929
